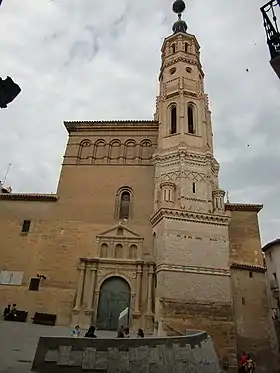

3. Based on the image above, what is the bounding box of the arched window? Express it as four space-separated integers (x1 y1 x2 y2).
77 139 92 163
129 244 137 259
100 243 108 258
115 187 133 220
94 139 107 164
170 105 177 134
115 244 123 259
184 43 188 52
109 140 122 163
187 105 195 134
124 140 136 163
119 191 130 219
171 44 176 54
140 140 152 161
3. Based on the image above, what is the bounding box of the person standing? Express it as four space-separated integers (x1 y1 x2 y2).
246 355 255 373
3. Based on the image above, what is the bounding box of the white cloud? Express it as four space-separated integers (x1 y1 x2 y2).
0 0 280 244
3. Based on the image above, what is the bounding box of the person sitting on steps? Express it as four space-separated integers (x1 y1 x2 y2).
85 325 97 338
3 304 11 319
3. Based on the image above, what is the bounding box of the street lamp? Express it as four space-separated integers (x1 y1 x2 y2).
0 76 21 109
261 0 280 79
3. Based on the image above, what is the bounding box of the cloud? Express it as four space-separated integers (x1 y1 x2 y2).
0 0 280 245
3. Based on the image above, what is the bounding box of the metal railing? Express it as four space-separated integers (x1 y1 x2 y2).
261 0 280 60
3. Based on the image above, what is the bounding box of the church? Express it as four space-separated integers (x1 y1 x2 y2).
0 1 278 371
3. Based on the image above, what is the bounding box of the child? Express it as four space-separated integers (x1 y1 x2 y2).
246 355 255 373
137 328 144 338
72 325 80 337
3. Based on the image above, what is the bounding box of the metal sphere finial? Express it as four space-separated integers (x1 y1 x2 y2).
172 0 186 15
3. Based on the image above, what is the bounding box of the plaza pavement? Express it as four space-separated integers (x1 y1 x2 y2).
0 320 115 373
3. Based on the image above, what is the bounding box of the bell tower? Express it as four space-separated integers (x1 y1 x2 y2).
152 1 237 366
154 0 222 214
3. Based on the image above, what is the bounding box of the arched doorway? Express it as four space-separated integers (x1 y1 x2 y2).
96 276 131 331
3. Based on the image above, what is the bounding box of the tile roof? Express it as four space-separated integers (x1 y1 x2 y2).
0 193 57 202
231 262 266 273
262 238 280 252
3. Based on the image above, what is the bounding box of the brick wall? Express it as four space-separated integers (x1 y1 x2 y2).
0 124 157 325
228 208 279 372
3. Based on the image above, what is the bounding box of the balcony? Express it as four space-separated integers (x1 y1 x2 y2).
261 0 280 78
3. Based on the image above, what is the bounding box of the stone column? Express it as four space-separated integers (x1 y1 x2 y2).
73 262 85 311
147 264 154 315
134 264 143 314
92 290 100 323
124 239 129 259
86 264 97 312
82 264 91 307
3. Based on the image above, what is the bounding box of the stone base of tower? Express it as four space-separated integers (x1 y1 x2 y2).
155 297 238 373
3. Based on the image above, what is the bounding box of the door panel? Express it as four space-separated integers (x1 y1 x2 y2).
97 277 131 331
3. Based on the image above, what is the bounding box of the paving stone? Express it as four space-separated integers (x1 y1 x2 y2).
155 345 168 373
94 351 108 370
44 349 58 363
57 345 71 365
107 348 119 373
118 351 129 372
173 343 190 362
164 346 176 373
130 346 150 373
148 347 161 373
129 347 138 362
69 350 83 367
82 347 96 370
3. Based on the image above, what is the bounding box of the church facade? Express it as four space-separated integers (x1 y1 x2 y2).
0 2 278 371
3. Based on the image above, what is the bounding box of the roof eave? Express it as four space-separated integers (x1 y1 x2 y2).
262 238 280 252
225 203 263 213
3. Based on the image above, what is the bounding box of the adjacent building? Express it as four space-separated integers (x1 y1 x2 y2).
0 1 278 371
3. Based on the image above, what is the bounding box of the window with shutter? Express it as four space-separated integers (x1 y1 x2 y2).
21 220 31 233
29 278 40 291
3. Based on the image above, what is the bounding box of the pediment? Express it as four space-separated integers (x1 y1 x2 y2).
96 224 142 240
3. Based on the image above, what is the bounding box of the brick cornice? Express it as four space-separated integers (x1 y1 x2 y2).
80 257 145 266
156 263 230 277
0 193 58 202
64 120 159 133
150 208 230 227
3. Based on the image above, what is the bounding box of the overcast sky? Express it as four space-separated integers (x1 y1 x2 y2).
0 0 279 245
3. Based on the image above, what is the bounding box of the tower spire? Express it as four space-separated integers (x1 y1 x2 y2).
172 0 188 33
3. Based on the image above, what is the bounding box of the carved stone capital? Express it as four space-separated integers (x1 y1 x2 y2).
72 308 81 314
84 309 94 315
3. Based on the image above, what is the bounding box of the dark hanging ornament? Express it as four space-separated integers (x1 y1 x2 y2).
0 76 21 109
172 0 188 34
172 0 186 15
